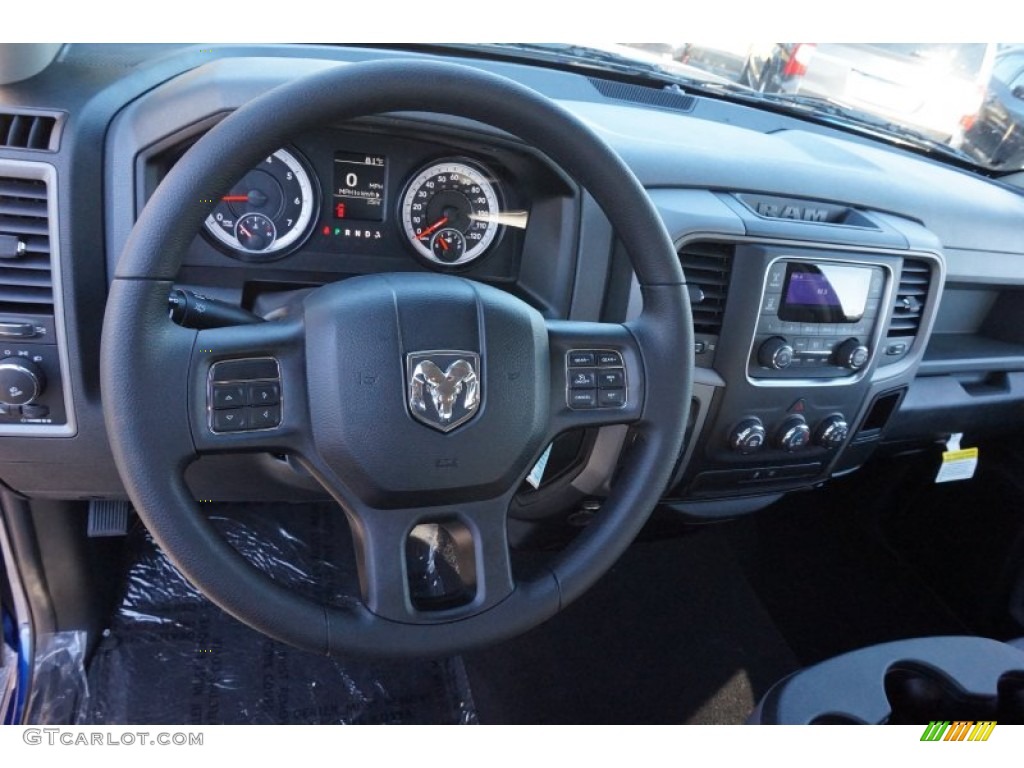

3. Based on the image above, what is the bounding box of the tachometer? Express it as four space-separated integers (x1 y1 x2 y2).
203 148 317 260
400 160 501 267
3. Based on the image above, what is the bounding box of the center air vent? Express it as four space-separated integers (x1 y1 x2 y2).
0 111 61 151
888 259 931 337
679 241 733 335
0 176 54 314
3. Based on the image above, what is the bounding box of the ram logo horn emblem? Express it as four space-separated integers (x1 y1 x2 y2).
406 351 481 432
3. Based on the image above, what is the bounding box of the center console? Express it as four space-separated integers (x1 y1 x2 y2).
664 231 942 507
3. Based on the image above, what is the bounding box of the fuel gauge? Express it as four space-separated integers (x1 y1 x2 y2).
234 213 277 252
430 228 466 263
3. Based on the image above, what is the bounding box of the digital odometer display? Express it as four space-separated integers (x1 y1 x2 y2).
333 152 387 221
779 263 873 323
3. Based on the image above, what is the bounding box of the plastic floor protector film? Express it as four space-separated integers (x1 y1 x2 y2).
76 503 477 725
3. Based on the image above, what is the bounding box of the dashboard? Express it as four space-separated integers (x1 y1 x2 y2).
2 44 1024 527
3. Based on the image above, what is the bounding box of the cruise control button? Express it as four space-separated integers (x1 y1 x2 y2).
570 369 597 388
598 388 625 407
212 384 247 408
568 351 596 367
249 405 281 429
213 408 248 432
597 370 624 388
596 351 623 367
568 389 598 409
249 382 280 405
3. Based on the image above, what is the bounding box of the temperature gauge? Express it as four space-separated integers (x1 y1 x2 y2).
430 228 466 263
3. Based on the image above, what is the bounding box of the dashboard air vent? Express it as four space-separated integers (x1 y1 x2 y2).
588 78 697 113
679 241 733 335
0 111 60 151
0 176 53 314
888 259 931 337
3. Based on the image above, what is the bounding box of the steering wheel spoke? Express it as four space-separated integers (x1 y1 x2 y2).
544 319 646 435
189 319 310 455
333 491 517 624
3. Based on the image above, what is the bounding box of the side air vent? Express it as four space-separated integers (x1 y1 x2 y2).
888 259 931 337
679 241 733 335
0 111 61 151
0 176 53 314
588 78 697 113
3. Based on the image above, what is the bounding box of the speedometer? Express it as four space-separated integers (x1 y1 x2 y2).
203 147 317 261
400 160 501 267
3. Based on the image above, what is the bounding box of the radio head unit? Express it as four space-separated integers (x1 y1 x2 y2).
751 257 887 381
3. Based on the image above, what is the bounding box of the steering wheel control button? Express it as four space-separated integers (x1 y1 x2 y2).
568 351 596 367
730 417 767 454
598 388 625 407
213 408 248 432
777 416 812 452
212 384 247 408
211 358 279 381
249 382 280 405
249 405 281 429
208 357 282 433
566 350 627 409
570 370 597 389
568 389 598 408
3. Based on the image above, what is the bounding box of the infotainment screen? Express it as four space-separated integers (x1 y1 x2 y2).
778 262 873 323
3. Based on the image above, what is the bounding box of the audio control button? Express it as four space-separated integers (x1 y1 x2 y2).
758 337 794 370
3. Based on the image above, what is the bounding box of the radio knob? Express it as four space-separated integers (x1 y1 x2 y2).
0 357 45 406
777 416 811 452
730 417 767 454
758 337 794 370
816 415 849 449
836 338 870 370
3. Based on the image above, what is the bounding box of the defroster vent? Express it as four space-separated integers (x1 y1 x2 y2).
889 259 931 337
0 176 53 315
679 241 733 335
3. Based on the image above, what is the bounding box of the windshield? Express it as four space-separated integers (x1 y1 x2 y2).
565 43 1024 173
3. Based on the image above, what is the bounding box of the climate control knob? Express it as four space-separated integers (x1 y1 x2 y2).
758 337 794 370
777 416 811 452
835 338 870 370
730 417 767 454
815 415 849 449
0 357 45 406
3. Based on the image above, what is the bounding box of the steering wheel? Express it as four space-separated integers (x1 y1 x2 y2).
101 60 692 658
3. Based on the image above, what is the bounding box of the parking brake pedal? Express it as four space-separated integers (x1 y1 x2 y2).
87 500 132 537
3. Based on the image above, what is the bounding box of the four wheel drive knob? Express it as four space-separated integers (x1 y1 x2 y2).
0 357 45 406
758 336 794 370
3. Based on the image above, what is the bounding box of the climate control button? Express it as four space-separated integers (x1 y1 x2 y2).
730 417 767 454
777 416 811 452
815 415 850 449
